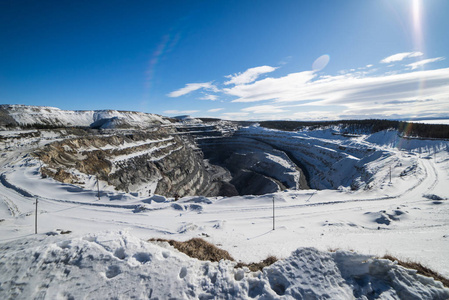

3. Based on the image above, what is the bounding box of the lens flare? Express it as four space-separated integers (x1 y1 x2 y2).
410 0 425 123
312 54 330 72
412 0 424 52
396 122 414 150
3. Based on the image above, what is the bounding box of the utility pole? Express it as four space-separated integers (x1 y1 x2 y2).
272 196 275 230
35 198 38 234
96 174 100 201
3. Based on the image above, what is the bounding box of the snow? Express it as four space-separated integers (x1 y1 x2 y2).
77 136 175 152
1 125 449 298
2 104 169 128
110 142 177 163
1 231 447 299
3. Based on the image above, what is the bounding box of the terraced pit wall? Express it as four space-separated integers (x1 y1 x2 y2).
34 129 222 197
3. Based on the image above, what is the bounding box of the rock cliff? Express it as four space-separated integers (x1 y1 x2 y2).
34 128 221 197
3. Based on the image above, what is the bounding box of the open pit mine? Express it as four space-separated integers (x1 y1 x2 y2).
0 105 391 199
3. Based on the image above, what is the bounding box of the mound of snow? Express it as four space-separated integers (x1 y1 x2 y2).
364 209 408 226
0 231 447 299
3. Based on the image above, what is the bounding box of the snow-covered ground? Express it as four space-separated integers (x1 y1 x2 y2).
1 126 448 298
1 104 170 128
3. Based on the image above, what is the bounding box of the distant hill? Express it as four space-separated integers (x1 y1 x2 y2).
2 104 448 139
0 104 171 129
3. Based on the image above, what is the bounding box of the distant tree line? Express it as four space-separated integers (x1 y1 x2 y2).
258 120 449 139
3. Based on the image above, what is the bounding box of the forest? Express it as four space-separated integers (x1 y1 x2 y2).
258 119 449 139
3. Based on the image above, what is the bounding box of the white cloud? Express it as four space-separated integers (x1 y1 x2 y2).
163 109 200 115
380 51 423 63
224 67 449 120
224 68 449 106
219 112 251 121
221 112 249 117
168 82 218 97
241 104 286 114
208 108 224 112
224 65 277 85
225 71 317 103
406 57 445 70
200 94 218 101
169 52 449 120
292 110 340 121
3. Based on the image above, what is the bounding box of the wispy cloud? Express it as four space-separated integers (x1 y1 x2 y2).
221 112 249 117
380 51 423 63
406 57 445 70
168 82 218 97
224 65 277 85
292 110 342 121
224 68 449 106
225 67 449 120
241 104 287 114
163 109 200 115
200 94 218 101
208 108 224 112
384 99 433 105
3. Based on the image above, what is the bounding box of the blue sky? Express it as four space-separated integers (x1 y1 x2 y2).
1 0 448 121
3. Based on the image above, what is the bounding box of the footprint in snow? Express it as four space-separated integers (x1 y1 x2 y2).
105 265 121 279
179 266 187 279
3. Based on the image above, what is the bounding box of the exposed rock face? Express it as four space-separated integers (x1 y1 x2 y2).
197 136 309 195
34 128 222 197
234 126 376 190
0 106 18 128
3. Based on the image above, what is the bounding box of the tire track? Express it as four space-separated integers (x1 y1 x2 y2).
0 194 20 217
423 158 439 192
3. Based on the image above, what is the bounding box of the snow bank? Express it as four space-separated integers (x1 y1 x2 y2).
0 231 447 299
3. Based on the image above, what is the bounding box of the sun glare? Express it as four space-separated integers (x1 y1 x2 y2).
412 0 424 51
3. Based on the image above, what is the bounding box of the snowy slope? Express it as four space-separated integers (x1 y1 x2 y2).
0 124 449 298
1 104 170 128
237 125 449 190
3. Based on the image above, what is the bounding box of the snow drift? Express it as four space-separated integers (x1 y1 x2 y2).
0 231 448 299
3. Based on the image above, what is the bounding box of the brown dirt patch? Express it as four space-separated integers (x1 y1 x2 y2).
149 237 277 271
382 254 449 288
